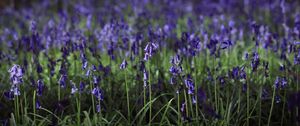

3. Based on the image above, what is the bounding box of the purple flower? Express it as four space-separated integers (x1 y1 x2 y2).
244 52 249 60
12 85 20 96
170 76 176 85
170 54 181 66
275 95 281 104
36 100 41 109
218 76 226 87
274 76 288 89
96 104 101 113
180 102 186 113
220 40 232 49
184 75 195 94
8 64 24 85
92 87 104 101
79 81 85 93
120 59 128 69
70 80 78 95
239 67 247 79
231 67 239 79
251 52 260 71
58 74 67 88
93 76 100 86
192 96 196 104
30 20 37 33
279 64 285 71
4 90 14 100
144 42 158 61
169 65 182 76
85 69 91 77
37 80 44 96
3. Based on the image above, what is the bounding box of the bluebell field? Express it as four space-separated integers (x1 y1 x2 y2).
0 0 300 125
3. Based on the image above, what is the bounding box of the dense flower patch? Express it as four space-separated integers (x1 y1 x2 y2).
0 0 299 125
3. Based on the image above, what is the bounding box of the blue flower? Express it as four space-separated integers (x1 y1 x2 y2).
220 40 232 49
120 59 128 69
30 20 37 33
4 90 14 100
8 64 23 85
96 104 101 113
70 80 78 95
79 81 85 93
58 75 67 88
144 42 158 61
37 80 44 96
251 52 260 71
36 100 41 109
184 75 195 94
274 76 288 90
92 87 104 101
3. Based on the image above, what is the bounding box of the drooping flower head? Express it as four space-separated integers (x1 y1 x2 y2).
92 87 104 101
8 64 24 85
37 79 44 96
70 80 78 95
120 59 128 69
144 42 158 61
58 74 67 88
184 75 195 94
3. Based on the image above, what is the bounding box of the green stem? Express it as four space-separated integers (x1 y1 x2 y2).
267 85 276 126
125 69 130 123
33 90 36 125
177 93 181 125
148 61 152 125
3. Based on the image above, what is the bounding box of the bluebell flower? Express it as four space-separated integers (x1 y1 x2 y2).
30 20 37 33
96 104 101 113
93 76 100 86
220 40 232 49
8 64 24 85
144 42 158 61
70 80 78 95
37 80 44 96
169 65 182 76
79 81 85 93
85 69 91 77
207 38 218 55
4 90 14 100
192 96 196 104
120 59 128 69
279 64 285 71
170 54 181 66
58 74 67 88
184 75 195 94
170 76 176 85
36 100 41 109
251 52 260 71
218 76 226 87
91 65 97 71
275 95 281 104
274 76 288 89
231 67 239 79
239 67 247 79
12 85 20 96
92 87 104 101
244 52 249 60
